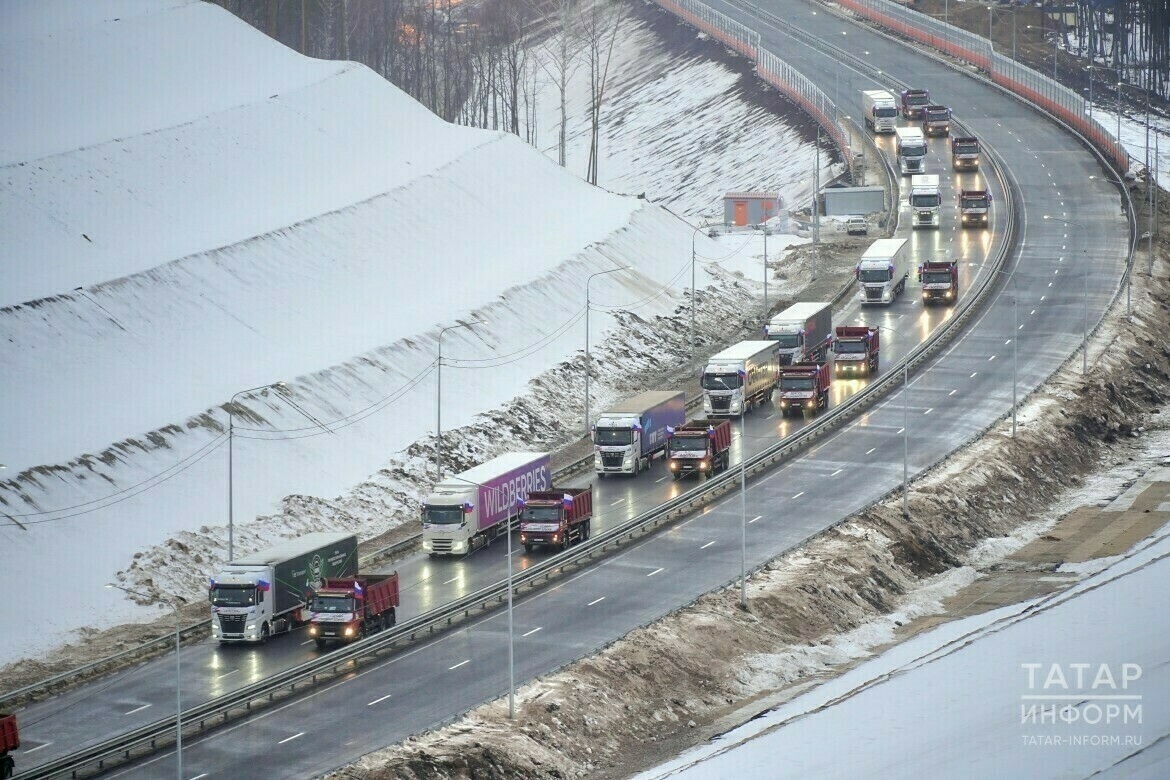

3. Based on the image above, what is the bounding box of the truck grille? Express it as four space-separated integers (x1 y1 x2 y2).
710 396 731 412
430 537 454 553
218 614 246 634
601 452 624 468
865 287 883 301
917 212 933 224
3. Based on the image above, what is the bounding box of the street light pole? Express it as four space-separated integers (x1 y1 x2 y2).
107 585 181 779
740 415 747 608
585 268 632 437
436 320 487 482
228 381 285 561
690 224 707 363
763 225 769 319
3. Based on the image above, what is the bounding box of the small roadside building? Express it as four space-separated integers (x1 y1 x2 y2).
724 192 782 226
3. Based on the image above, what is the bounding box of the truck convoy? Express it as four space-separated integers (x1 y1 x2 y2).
1 713 17 779
900 88 930 119
702 341 781 417
922 104 951 136
665 418 732 479
861 89 898 133
856 238 911 305
209 532 358 644
422 451 551 555
959 188 993 227
919 260 959 305
763 301 834 365
778 362 832 418
909 174 943 229
518 487 594 552
593 391 685 476
951 136 980 170
833 326 880 377
895 127 927 175
308 573 399 647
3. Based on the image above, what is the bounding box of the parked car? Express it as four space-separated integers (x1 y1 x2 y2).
846 216 868 236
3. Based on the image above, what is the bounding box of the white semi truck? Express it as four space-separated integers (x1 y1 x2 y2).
764 302 834 365
592 391 685 477
909 174 942 229
856 238 911 305
895 126 927 175
861 89 898 133
701 341 781 417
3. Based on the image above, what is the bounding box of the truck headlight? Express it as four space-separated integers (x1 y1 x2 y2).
519 533 527 542
780 400 788 407
309 625 318 636
699 460 709 471
669 461 679 471
344 626 355 637
453 540 468 553
552 534 559 542
246 624 256 630
421 538 432 551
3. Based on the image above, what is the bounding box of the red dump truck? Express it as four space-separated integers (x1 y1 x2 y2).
519 488 593 553
833 326 879 378
308 573 399 647
919 260 959 305
665 418 732 479
900 88 930 119
959 189 992 228
951 136 980 170
1 713 17 779
778 362 832 418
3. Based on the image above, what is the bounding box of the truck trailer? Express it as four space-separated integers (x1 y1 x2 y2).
951 136 980 170
308 573 399 647
959 189 992 228
422 451 551 555
833 326 880 377
921 104 951 136
702 341 781 417
861 89 898 133
910 174 942 229
895 127 927 175
593 391 685 476
778 362 832 418
209 532 359 644
763 301 834 365
856 238 911 305
900 88 930 119
1 713 17 779
919 260 959 304
665 418 732 479
519 487 593 552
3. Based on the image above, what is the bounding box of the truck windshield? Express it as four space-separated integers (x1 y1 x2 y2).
927 110 948 119
961 197 988 209
836 341 867 354
594 428 633 446
908 94 929 106
875 107 897 118
911 193 941 208
210 585 257 607
900 144 926 157
922 271 954 284
769 333 800 349
669 437 710 452
312 595 354 613
424 506 464 525
858 268 892 283
522 507 561 522
954 143 978 154
780 377 815 391
701 373 742 390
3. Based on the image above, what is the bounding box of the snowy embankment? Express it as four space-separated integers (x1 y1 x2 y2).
0 0 816 668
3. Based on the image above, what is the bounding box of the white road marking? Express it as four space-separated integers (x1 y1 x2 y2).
444 576 459 584
610 499 625 506
216 669 239 680
830 469 842 477
792 491 804 499
656 476 670 483
522 627 543 637
948 389 957 396
1040 296 1046 301
124 704 151 715
588 597 606 606
700 541 715 549
1005 339 1012 345
1030 309 1036 315
190 775 209 780
23 743 51 754
866 447 876 455
647 567 664 577
449 659 470 670
970 372 977 378
278 732 304 744
749 515 762 524
301 639 315 646
989 355 997 361
924 408 933 415
367 694 393 706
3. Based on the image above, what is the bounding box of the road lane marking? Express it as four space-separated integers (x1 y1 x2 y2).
924 408 933 415
610 499 625 506
278 732 304 744
367 694 392 706
190 775 209 780
792 491 804 499
24 743 50 754
124 704 151 715
1040 296 1046 301
522 627 543 637
647 567 664 577
970 372 977 378
1030 309 1036 315
830 469 842 477
949 389 957 396
449 659 470 670
444 576 459 584
749 515 762 524
656 476 670 483
700 541 715 549
1005 339 1012 345
216 669 239 680
866 447 876 455
588 597 606 606
989 355 997 361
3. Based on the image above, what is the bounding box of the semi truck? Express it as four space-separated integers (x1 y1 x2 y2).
702 341 781 417
861 89 898 133
308 573 399 647
518 487 593 552
833 326 880 377
919 260 959 304
951 136 980 170
763 301 834 365
1 713 17 779
856 238 911 305
778 362 832 418
959 188 992 228
209 532 358 644
895 126 927 175
910 174 942 229
593 391 685 476
665 418 732 479
922 104 951 136
900 88 930 119
422 451 551 555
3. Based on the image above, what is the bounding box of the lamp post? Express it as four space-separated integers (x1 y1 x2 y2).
1044 215 1088 374
228 381 286 561
761 223 770 319
690 223 709 362
585 268 632 437
436 320 488 482
739 414 748 608
107 584 181 779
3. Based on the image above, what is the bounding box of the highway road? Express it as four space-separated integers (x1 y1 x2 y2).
15 0 1130 775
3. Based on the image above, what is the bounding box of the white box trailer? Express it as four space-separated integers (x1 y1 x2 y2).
856 238 911 305
701 340 781 417
862 89 898 133
764 302 834 365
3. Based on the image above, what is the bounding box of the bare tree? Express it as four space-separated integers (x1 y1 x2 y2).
532 0 587 166
582 0 625 185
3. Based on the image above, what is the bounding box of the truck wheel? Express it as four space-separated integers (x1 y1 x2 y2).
584 520 591 540
1 754 14 779
387 609 396 627
314 638 327 649
260 623 270 644
524 543 533 554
